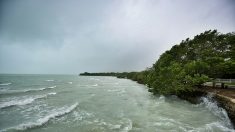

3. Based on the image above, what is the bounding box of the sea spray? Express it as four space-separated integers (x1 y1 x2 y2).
200 93 233 129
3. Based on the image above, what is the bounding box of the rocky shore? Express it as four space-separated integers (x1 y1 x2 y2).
178 87 235 126
120 76 235 126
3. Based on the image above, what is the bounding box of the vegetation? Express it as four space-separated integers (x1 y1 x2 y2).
80 30 235 95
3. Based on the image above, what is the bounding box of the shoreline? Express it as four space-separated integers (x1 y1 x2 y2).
197 87 235 126
124 77 235 127
81 75 235 127
162 87 235 127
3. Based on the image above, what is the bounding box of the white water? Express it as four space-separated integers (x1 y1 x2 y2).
200 94 233 129
47 86 56 89
0 93 57 109
0 86 57 95
92 84 98 87
0 75 234 132
3 103 78 132
45 80 54 82
0 83 11 86
48 92 57 95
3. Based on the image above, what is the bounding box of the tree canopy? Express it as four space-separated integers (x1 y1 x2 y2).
80 30 235 95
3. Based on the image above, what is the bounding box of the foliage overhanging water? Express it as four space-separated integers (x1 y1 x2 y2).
0 74 234 132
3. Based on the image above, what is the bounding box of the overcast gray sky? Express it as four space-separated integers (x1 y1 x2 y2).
0 0 235 74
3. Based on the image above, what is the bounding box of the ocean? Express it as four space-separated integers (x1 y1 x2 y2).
0 74 234 132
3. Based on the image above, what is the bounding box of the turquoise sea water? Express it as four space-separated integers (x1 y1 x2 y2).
0 74 234 132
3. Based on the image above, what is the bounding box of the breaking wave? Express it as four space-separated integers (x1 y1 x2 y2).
47 86 56 89
200 94 234 130
45 80 54 82
0 86 57 95
0 83 11 86
0 93 56 109
48 92 57 95
3 102 78 131
92 84 98 87
194 121 235 132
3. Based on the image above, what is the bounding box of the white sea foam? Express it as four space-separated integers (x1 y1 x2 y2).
159 95 165 101
3 102 79 131
48 92 56 95
120 118 133 132
0 98 35 109
0 83 11 86
155 95 165 105
24 87 46 92
93 118 132 132
68 82 73 84
45 80 54 82
48 86 56 89
191 121 235 132
93 119 121 130
200 95 234 129
92 84 98 87
0 86 56 95
72 109 94 121
0 95 47 109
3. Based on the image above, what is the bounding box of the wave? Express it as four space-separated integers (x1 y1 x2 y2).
68 82 73 84
200 94 234 129
0 93 56 109
48 92 56 95
48 86 56 89
92 84 98 87
0 83 11 86
155 95 165 105
3 103 78 131
93 118 132 131
0 86 57 95
0 95 46 109
196 121 235 132
45 80 54 82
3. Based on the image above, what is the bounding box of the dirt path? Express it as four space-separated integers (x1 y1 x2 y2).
201 87 235 99
198 87 235 125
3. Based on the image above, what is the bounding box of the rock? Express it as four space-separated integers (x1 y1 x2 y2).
215 94 235 126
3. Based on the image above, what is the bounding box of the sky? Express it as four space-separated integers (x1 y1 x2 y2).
0 0 235 74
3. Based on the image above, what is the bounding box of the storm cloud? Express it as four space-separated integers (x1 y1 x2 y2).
0 0 235 74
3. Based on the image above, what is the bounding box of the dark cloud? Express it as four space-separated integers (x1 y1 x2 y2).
0 0 235 74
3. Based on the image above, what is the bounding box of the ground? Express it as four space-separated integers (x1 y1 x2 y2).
201 87 235 100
